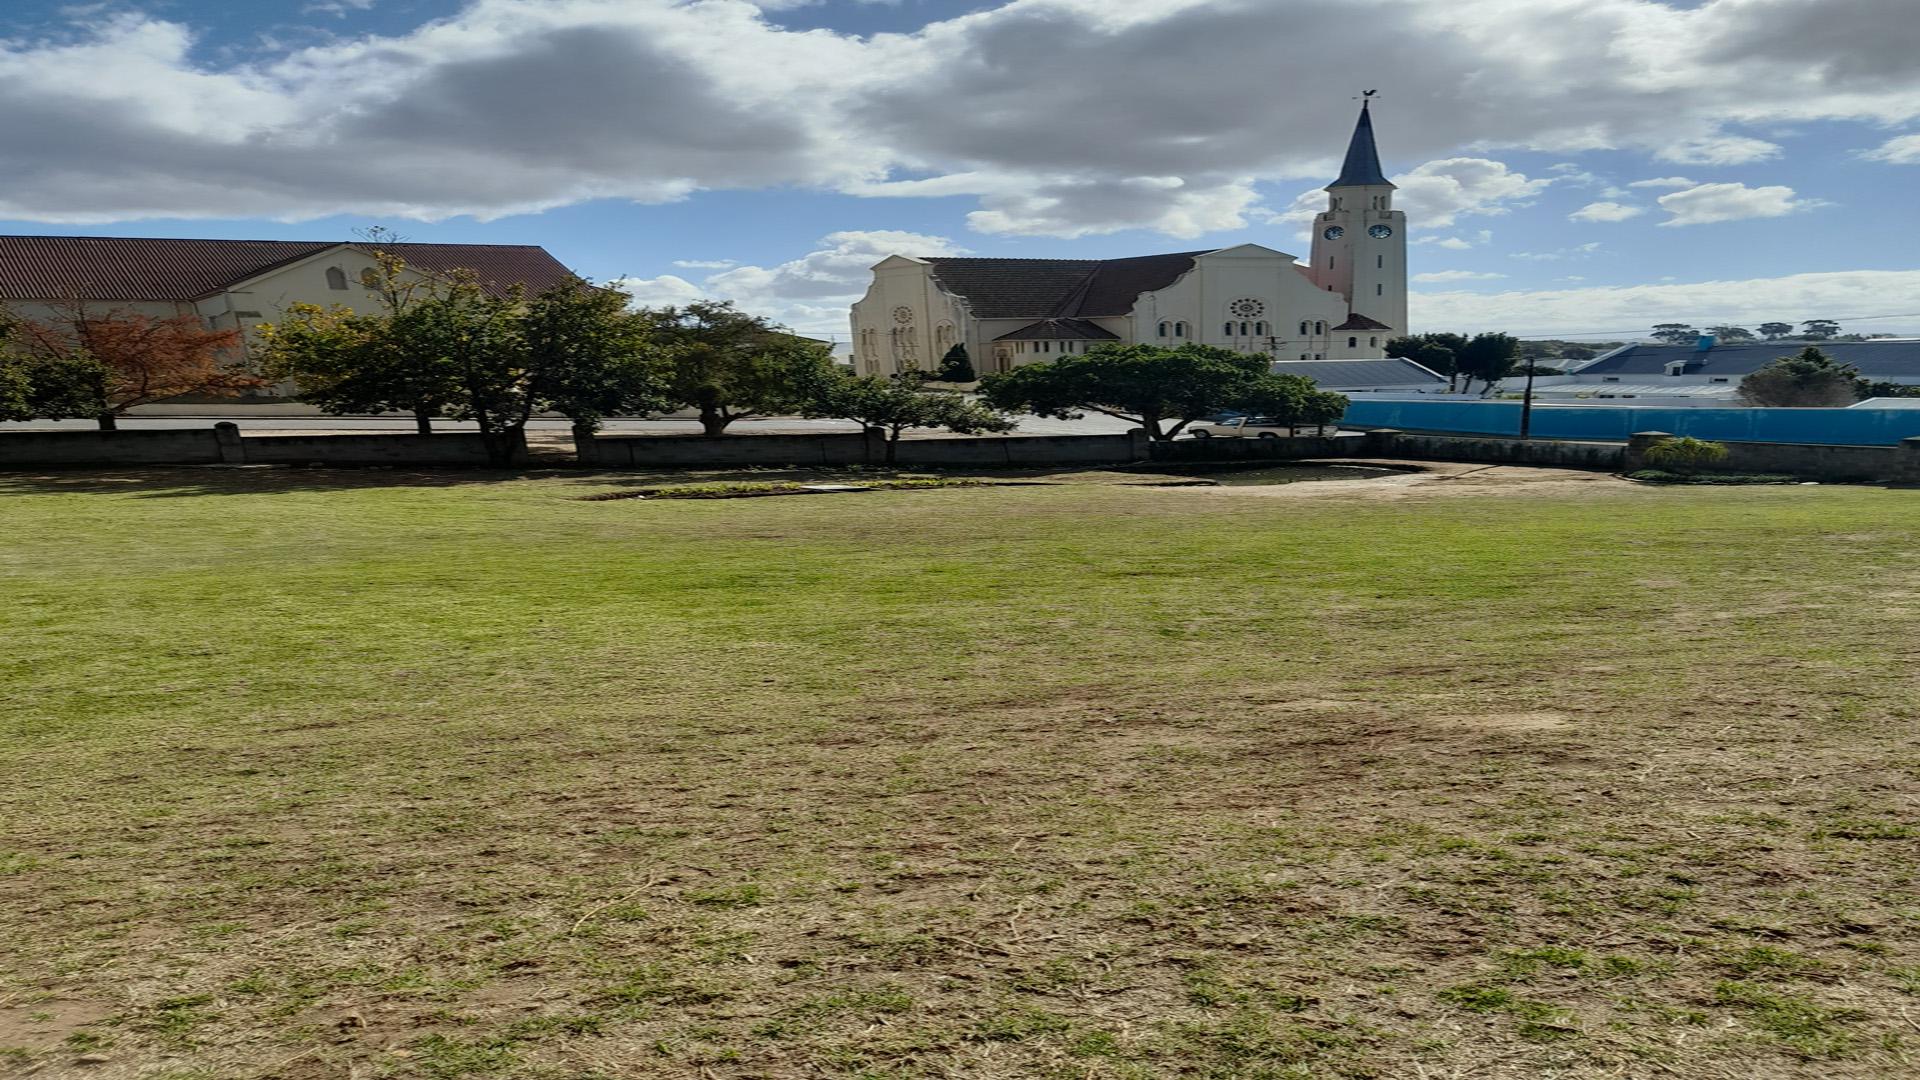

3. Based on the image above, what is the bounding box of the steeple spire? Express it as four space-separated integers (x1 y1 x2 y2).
1326 99 1394 190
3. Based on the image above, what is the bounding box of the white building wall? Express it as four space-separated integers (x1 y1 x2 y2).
1129 246 1353 361
848 257 971 377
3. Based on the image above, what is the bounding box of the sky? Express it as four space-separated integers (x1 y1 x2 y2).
2 0 1919 345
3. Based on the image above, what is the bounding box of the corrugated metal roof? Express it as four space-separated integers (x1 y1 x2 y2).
926 251 1208 320
1577 341 1920 378
0 235 577 302
1272 358 1445 389
993 317 1121 341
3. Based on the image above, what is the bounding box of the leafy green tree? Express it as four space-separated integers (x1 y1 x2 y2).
644 301 835 436
392 275 530 464
521 279 669 442
1801 319 1841 341
1651 323 1698 346
1736 347 1864 408
1235 371 1349 427
260 304 454 435
800 371 1015 463
979 343 1270 441
936 344 976 383
1758 321 1794 340
1707 325 1756 342
1860 380 1920 399
1388 332 1468 390
1456 332 1520 394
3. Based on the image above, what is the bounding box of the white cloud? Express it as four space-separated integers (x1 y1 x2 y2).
1627 176 1697 188
1569 200 1645 222
610 273 707 307
1510 242 1603 262
1412 270 1507 283
1656 135 1783 165
1412 269 1920 338
0 0 1915 236
1413 229 1495 251
1863 134 1920 164
672 258 736 269
1656 181 1817 226
649 229 966 335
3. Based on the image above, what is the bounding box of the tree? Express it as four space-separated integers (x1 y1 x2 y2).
1643 437 1729 475
800 371 1015 463
1650 323 1698 346
1235 371 1349 427
644 301 835 436
936 344 976 383
1736 347 1864 408
1758 321 1794 340
9 298 253 429
1456 332 1519 394
259 304 455 435
521 279 669 443
1388 332 1467 390
1802 319 1841 341
1707 325 1756 342
978 344 1266 441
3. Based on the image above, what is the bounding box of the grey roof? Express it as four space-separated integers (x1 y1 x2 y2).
994 317 1121 342
1272 358 1445 389
1327 101 1393 190
925 251 1209 320
1332 312 1393 331
1577 341 1920 378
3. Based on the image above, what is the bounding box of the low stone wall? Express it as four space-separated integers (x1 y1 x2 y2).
580 429 1149 468
0 427 226 466
1627 431 1919 482
1373 431 1625 470
238 432 502 466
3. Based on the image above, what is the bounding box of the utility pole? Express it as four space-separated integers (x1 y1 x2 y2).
1518 356 1538 440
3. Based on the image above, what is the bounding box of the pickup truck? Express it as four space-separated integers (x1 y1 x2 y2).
1187 416 1332 439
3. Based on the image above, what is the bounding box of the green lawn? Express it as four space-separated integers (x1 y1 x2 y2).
2 467 1917 1079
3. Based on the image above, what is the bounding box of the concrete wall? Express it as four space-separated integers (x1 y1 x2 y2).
581 429 1151 468
0 425 513 468
1375 432 1625 470
238 433 501 466
1626 432 1920 483
0 428 225 466
1149 433 1366 462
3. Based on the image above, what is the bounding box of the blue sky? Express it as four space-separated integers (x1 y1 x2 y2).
2 0 1918 343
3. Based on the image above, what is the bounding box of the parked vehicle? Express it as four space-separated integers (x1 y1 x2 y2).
1187 416 1333 439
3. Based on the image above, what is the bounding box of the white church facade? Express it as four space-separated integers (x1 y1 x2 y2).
850 102 1409 377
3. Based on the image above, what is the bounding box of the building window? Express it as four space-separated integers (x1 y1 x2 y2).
1298 321 1309 336
1376 283 1384 296
1300 353 1309 361
1315 321 1325 334
1377 255 1384 269
1315 353 1323 361
1223 322 1234 337
1328 256 1335 269
1348 336 1358 348
325 267 349 290
1711 377 1729 383
1255 322 1267 336
1174 322 1187 338
1158 321 1170 338
1370 336 1378 347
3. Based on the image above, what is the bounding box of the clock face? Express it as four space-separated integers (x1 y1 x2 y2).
1368 224 1394 239
1322 226 1345 240
892 305 914 324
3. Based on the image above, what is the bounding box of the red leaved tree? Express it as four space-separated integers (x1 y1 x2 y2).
11 299 257 428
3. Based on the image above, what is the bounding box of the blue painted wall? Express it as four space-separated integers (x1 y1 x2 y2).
1342 400 1920 447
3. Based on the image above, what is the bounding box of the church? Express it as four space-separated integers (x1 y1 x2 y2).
850 101 1408 377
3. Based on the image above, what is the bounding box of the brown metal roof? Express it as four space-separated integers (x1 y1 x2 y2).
926 251 1209 320
1332 313 1393 332
993 317 1122 342
0 235 578 302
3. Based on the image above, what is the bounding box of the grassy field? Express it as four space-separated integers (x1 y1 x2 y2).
1 465 1917 1079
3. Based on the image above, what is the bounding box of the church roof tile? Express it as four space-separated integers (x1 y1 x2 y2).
926 251 1210 320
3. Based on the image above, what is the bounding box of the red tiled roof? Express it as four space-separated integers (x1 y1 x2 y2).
0 236 578 302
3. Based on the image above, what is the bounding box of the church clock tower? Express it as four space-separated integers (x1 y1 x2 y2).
1309 99 1408 338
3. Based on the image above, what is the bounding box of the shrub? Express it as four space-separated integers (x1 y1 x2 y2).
936 344 977 383
1642 436 1728 474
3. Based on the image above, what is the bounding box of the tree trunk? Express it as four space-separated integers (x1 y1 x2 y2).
479 425 526 468
96 412 118 431
884 432 900 465
700 406 729 437
413 406 433 436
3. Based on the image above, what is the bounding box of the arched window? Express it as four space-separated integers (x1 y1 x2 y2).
325 267 348 290
1158 321 1170 338
1174 322 1187 338
1298 321 1309 336
1255 322 1268 337
1315 321 1325 335
1223 322 1234 337
1370 336 1378 347
1348 336 1359 348
1240 321 1250 336
1377 283 1384 296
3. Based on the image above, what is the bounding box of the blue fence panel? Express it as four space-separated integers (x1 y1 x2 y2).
1341 399 1920 446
